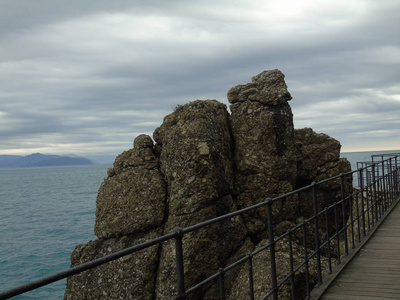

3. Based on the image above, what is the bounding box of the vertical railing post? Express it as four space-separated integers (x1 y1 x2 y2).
386 157 393 205
359 168 366 238
396 156 400 196
247 254 255 300
366 170 372 231
312 182 322 285
394 156 398 194
396 156 400 195
302 222 311 299
288 229 296 300
266 198 278 300
372 164 379 224
377 161 382 217
386 159 390 207
218 268 226 300
389 158 395 204
334 203 341 264
380 160 387 212
324 208 332 274
354 186 360 243
340 174 349 255
174 228 186 299
349 184 355 249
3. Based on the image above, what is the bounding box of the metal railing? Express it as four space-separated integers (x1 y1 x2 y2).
1 154 400 300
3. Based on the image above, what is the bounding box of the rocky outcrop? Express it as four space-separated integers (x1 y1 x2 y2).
153 100 247 299
95 134 166 239
65 69 352 300
229 70 298 239
228 237 329 300
64 230 161 300
295 128 352 238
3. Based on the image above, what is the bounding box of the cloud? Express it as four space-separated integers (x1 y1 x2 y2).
0 0 399 156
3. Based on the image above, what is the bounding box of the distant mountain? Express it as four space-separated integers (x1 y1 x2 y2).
0 153 93 168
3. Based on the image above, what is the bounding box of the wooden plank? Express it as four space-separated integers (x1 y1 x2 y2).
341 264 400 271
325 284 400 295
319 200 400 299
322 295 395 300
323 286 400 297
329 281 400 291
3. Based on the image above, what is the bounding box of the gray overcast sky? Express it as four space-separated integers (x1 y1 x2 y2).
1 0 399 158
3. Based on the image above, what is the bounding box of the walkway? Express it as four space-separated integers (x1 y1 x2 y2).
319 201 400 299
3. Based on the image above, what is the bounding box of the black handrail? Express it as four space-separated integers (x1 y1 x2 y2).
1 154 399 300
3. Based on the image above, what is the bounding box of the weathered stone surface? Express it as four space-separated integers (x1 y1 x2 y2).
64 229 161 300
156 207 220 299
229 70 298 237
65 70 353 300
155 199 248 299
228 238 329 300
154 100 235 214
153 100 247 299
95 134 166 238
295 128 342 185
295 127 352 239
227 69 292 105
203 237 255 300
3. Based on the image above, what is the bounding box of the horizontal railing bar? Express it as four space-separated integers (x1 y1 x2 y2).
371 153 400 157
0 231 178 299
184 271 220 296
183 184 317 234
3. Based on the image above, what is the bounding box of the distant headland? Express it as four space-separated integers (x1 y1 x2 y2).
0 153 93 168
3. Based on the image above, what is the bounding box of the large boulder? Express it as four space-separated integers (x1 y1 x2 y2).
65 134 166 300
95 134 166 238
295 127 342 185
65 70 353 300
228 69 292 105
153 100 235 215
64 229 162 300
295 128 352 244
228 70 298 238
153 100 247 299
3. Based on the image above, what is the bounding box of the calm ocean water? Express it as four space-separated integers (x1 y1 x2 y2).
1 150 399 299
0 164 110 299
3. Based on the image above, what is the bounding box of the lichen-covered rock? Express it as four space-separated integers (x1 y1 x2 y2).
64 229 161 300
155 207 220 299
155 198 248 299
95 134 166 238
153 100 247 299
154 100 235 214
228 69 292 105
295 128 342 184
228 238 329 300
228 70 298 237
65 70 353 300
295 128 352 239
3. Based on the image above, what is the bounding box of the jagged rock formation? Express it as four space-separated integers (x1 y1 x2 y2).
153 100 247 299
229 70 298 238
295 128 353 237
65 69 351 300
95 134 165 239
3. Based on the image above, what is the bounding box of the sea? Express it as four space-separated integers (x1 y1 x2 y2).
0 164 110 299
0 150 399 299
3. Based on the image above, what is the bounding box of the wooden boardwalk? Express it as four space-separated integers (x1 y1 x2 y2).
319 201 400 299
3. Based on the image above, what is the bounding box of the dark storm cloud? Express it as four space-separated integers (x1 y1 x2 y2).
1 0 399 155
